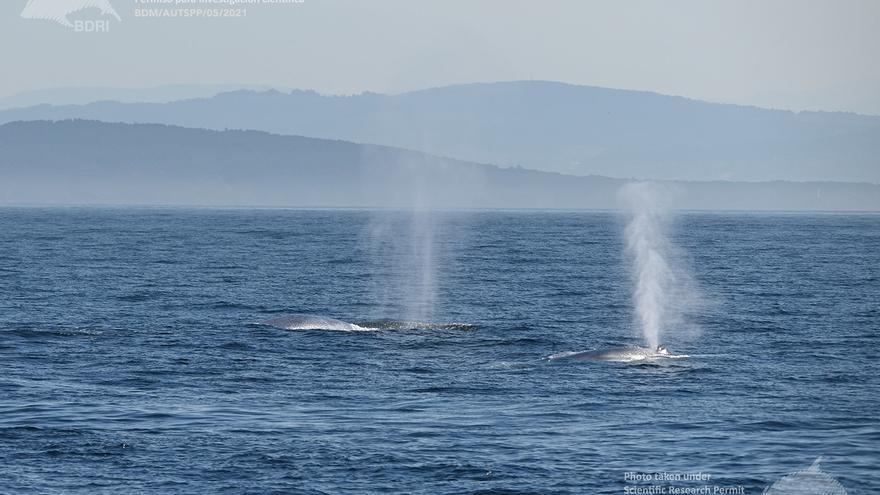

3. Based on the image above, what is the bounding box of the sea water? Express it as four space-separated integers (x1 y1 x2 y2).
0 208 877 494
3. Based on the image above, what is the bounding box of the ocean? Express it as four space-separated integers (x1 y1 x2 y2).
1 207 877 494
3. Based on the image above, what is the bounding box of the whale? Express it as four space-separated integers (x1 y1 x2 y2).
547 345 686 363
258 314 367 331
258 314 475 332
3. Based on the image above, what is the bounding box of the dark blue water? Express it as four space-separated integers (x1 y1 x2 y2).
1 208 878 494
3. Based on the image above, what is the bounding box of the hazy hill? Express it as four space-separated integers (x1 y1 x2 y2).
0 81 877 183
1 120 877 211
0 84 280 110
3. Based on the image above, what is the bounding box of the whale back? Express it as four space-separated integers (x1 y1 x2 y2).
548 346 684 363
575 346 656 362
259 314 364 331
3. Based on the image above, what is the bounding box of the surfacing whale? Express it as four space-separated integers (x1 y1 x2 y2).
361 319 475 331
258 314 475 332
547 345 687 363
259 314 366 331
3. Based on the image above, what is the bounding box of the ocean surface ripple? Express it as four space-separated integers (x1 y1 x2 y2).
0 208 878 494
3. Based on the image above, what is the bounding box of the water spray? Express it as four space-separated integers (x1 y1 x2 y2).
622 182 676 351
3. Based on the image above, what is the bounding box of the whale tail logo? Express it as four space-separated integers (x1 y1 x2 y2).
21 0 121 28
763 457 847 495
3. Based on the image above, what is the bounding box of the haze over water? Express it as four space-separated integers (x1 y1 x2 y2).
0 208 877 494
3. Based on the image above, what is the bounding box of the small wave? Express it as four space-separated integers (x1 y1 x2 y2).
200 301 263 310
6 327 104 340
115 291 165 302
217 341 254 351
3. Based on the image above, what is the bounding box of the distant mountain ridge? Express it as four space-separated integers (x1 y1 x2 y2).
0 81 877 183
0 84 284 110
1 120 877 211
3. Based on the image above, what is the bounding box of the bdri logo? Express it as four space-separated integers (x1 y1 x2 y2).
21 0 120 32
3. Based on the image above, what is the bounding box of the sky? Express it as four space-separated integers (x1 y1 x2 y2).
2 0 879 114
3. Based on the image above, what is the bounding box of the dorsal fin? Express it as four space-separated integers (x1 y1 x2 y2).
807 456 824 472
